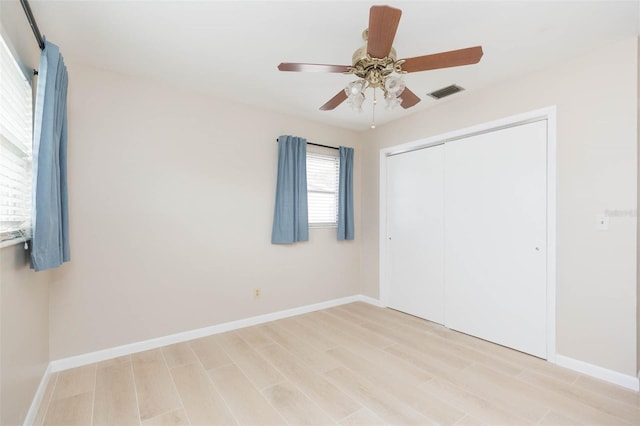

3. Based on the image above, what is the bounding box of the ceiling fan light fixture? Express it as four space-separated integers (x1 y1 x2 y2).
385 94 402 110
345 80 366 97
347 92 365 112
384 75 405 95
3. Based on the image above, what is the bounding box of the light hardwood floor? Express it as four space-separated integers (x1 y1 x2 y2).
34 302 640 425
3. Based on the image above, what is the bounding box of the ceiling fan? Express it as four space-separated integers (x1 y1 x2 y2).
278 5 483 117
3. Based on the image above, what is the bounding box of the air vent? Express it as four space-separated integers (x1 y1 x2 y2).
427 84 465 100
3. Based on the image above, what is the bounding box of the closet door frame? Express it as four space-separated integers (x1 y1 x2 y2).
379 106 557 361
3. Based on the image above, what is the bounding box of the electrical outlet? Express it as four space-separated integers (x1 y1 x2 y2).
254 288 261 298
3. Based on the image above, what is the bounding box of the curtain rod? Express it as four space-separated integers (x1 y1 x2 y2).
276 138 338 151
20 0 44 51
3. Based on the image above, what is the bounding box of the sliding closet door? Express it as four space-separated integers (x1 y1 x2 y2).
444 121 547 358
386 145 444 324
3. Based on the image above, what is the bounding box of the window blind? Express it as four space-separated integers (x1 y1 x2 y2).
0 35 33 241
307 152 339 226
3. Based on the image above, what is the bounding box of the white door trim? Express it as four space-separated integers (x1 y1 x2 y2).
379 106 557 361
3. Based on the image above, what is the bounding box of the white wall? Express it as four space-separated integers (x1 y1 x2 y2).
48 63 361 359
360 37 638 377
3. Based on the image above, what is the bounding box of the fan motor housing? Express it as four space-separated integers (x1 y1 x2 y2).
351 45 399 88
351 45 397 66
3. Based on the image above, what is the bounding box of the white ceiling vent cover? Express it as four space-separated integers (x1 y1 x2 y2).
427 84 465 99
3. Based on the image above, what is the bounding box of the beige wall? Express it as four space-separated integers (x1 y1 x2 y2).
359 37 638 377
637 36 640 378
0 245 51 426
0 3 52 425
48 64 361 359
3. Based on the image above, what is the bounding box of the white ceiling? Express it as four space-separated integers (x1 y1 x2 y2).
19 1 640 130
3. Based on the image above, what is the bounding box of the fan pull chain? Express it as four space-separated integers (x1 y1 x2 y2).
371 88 377 129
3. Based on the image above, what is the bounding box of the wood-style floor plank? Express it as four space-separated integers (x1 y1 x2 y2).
276 316 339 351
257 343 361 421
189 335 233 370
37 302 640 426
215 331 284 390
338 408 387 425
467 363 633 425
131 349 182 421
326 346 464 425
574 373 640 406
51 364 96 401
260 323 342 373
93 360 139 425
234 324 275 349
454 414 488 425
161 342 198 369
324 366 431 425
262 381 334 425
385 342 469 381
450 363 553 422
319 310 396 348
420 377 533 425
538 410 582 426
208 363 286 425
170 362 237 425
295 312 396 366
140 408 189 426
359 315 525 377
43 392 93 426
517 368 640 424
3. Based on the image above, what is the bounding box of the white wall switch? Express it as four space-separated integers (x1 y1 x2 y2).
596 213 609 231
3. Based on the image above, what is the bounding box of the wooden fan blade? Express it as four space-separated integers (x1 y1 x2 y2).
320 90 348 111
367 5 402 59
399 87 420 109
401 46 483 73
278 63 351 73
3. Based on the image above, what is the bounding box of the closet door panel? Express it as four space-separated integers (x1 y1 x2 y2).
444 121 547 358
386 145 445 323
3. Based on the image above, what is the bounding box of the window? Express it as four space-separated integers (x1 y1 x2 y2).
0 35 33 244
307 151 339 226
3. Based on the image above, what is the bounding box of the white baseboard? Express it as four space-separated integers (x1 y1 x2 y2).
23 363 52 426
554 354 640 391
49 294 380 372
357 294 385 307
